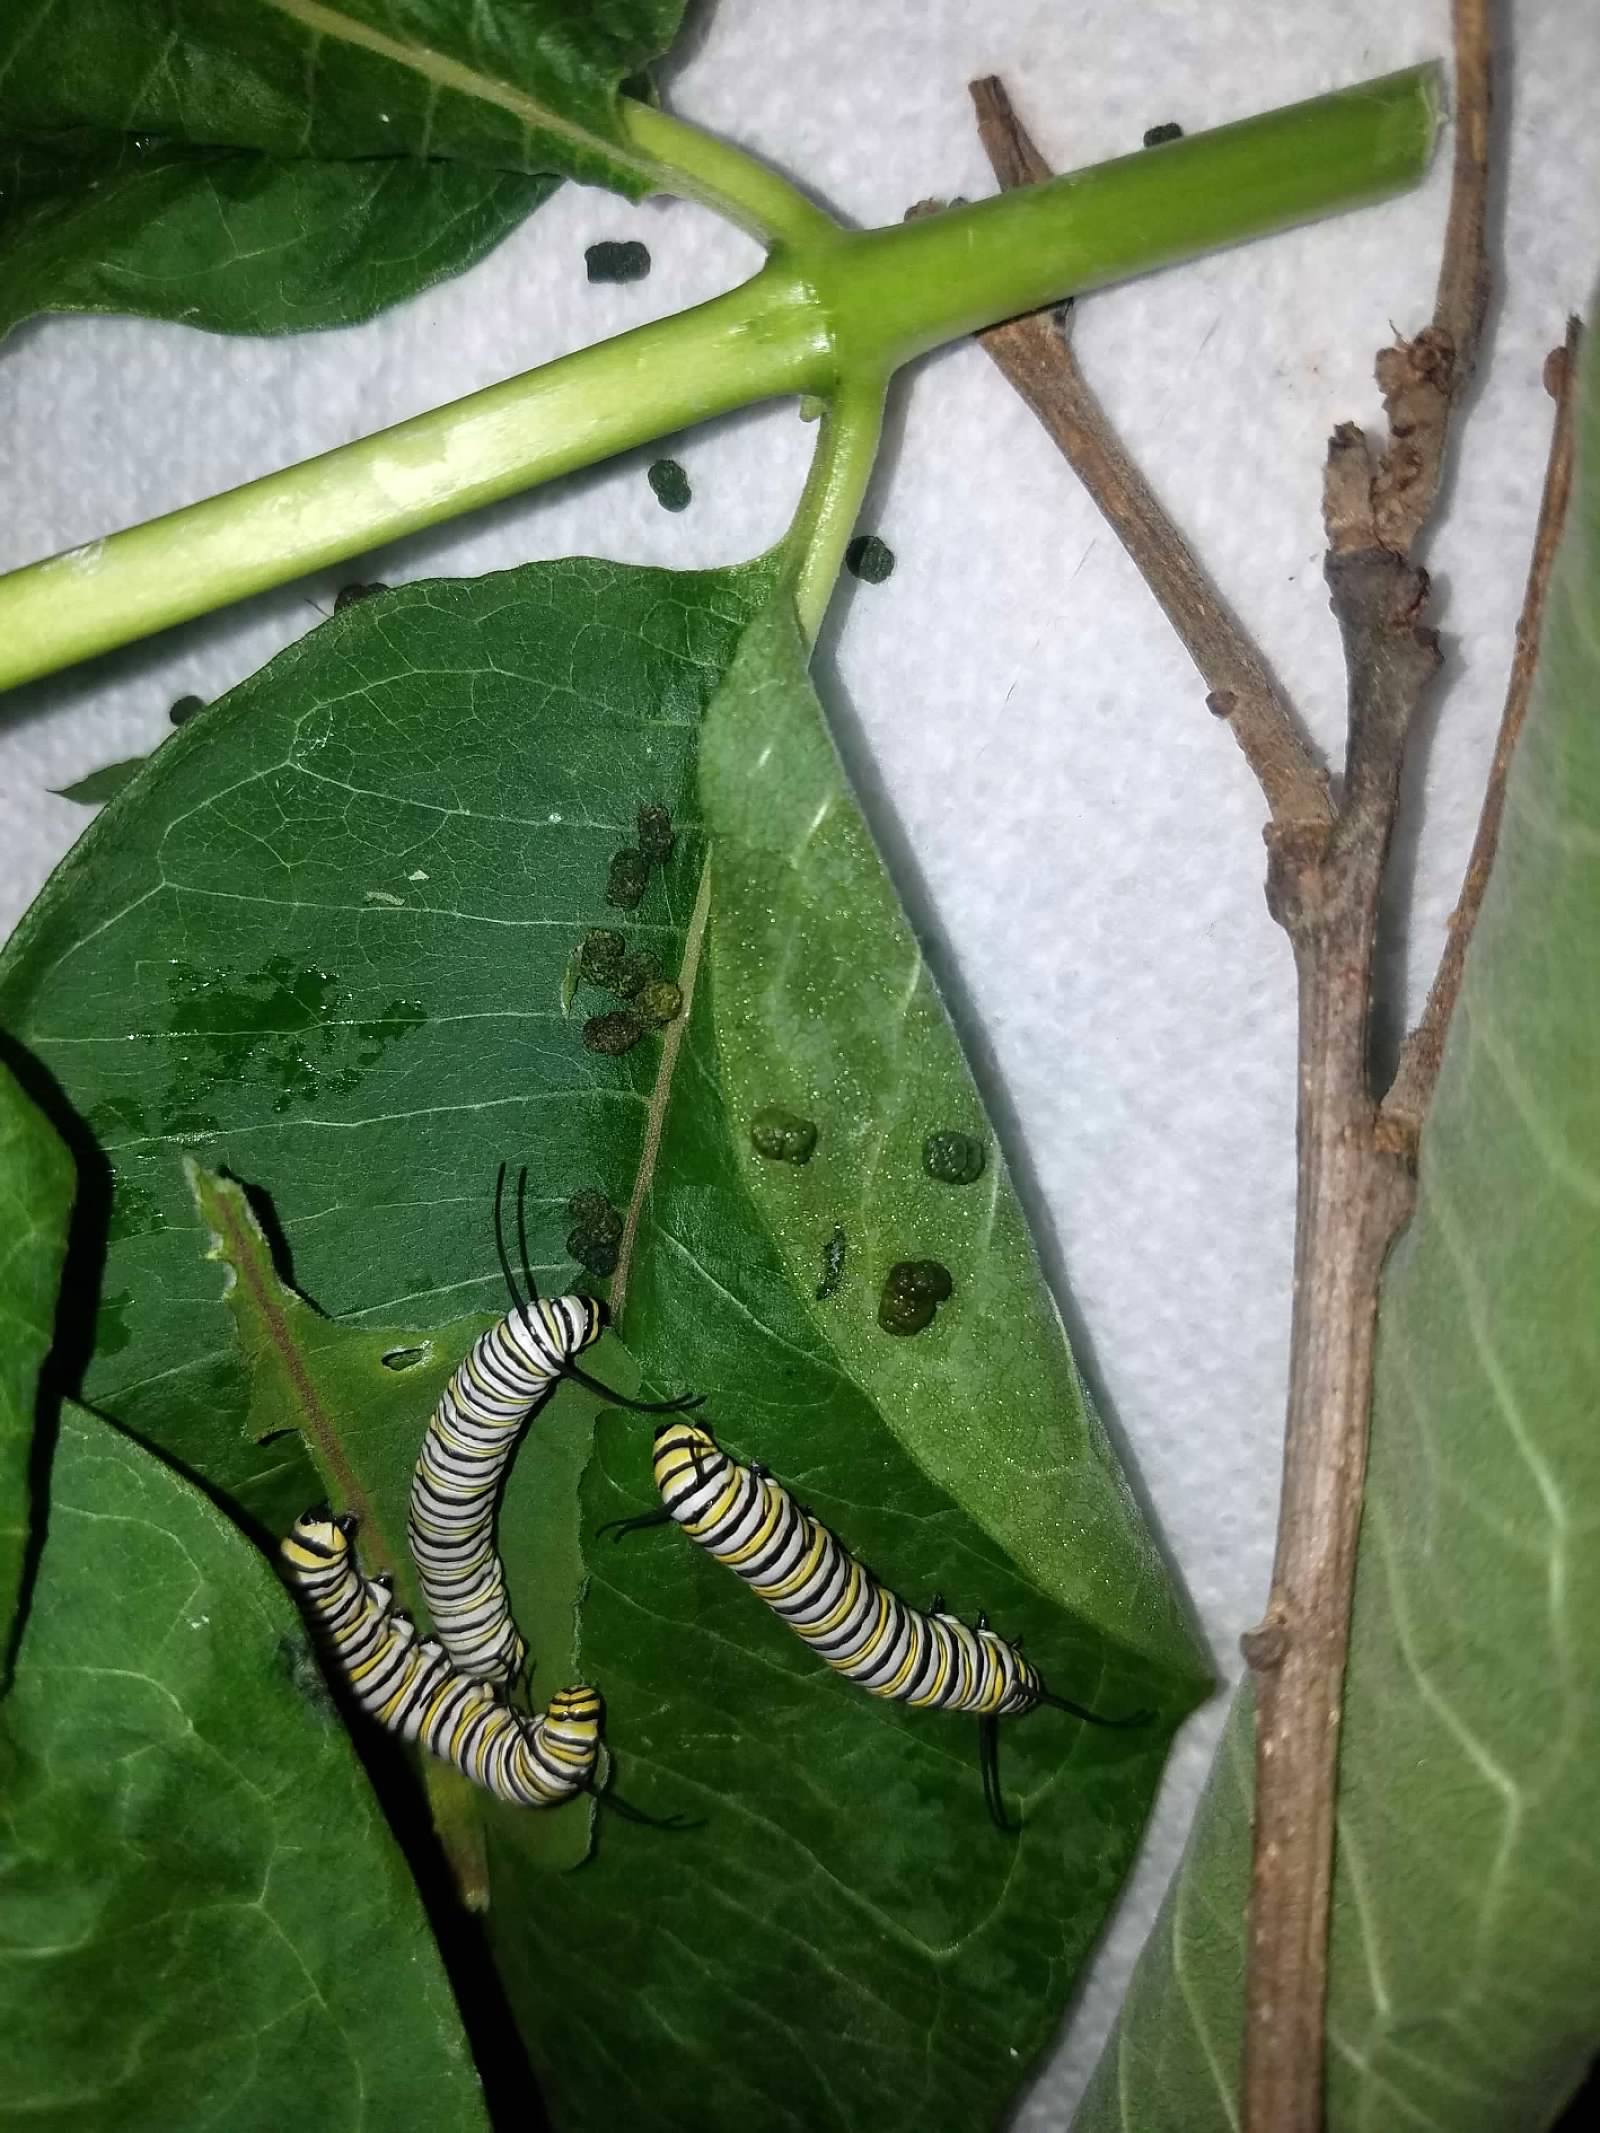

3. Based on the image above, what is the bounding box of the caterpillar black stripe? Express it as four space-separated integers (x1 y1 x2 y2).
282 1509 601 1808
409 1163 697 1686
646 1418 1148 1827
409 1290 605 1684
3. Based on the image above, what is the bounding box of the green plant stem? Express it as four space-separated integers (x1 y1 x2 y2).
830 65 1443 363
0 272 832 689
620 97 838 247
784 377 889 644
255 0 827 247
0 64 1439 695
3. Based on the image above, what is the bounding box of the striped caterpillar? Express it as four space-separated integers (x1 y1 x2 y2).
282 1507 690 1829
282 1508 603 1808
408 1164 696 1686
630 1418 1149 1828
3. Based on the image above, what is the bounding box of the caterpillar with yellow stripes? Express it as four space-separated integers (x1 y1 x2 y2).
408 1163 697 1686
281 1506 691 1829
625 1417 1150 1829
282 1507 604 1808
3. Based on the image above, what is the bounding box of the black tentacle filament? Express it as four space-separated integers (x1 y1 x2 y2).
492 1161 702 1416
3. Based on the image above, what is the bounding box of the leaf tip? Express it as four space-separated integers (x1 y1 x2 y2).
184 1161 264 1298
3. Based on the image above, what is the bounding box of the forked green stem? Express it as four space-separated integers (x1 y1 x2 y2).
620 97 838 248
0 65 1441 693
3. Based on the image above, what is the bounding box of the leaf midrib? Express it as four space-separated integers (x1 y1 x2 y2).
259 0 656 185
611 852 712 1317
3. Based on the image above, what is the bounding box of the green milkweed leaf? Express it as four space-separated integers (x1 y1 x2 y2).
494 600 1210 2133
0 557 778 1539
1073 309 1600 2132
0 0 687 336
0 558 1207 2131
0 1403 489 2130
0 1060 74 1673
0 133 556 340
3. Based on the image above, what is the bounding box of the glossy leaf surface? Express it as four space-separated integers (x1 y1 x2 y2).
0 562 773 1535
0 560 1206 2131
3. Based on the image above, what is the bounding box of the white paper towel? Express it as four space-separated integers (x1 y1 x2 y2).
2 3 1597 2123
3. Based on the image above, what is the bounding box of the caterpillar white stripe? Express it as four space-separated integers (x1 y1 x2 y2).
407 1293 604 1684
282 1508 601 1807
645 1418 1149 1827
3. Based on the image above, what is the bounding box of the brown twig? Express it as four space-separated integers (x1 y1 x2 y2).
1379 317 1582 1153
1242 504 1436 2133
968 9 1493 2127
1361 1 1491 553
969 76 1332 829
1244 2 1492 2121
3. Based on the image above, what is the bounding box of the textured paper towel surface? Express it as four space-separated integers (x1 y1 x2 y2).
2 3 1597 2125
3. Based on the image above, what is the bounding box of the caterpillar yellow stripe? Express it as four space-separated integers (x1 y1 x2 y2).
651 1420 1043 1716
645 1420 1148 1829
407 1294 604 1686
282 1508 600 1808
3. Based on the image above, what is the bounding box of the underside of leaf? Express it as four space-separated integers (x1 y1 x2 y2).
0 0 689 335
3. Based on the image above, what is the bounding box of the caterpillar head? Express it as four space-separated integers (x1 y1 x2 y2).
652 1415 718 1461
544 1682 605 1763
650 1419 725 1515
280 1505 355 1570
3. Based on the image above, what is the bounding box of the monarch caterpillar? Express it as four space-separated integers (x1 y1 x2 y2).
629 1418 1149 1828
408 1164 697 1685
281 1508 603 1808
